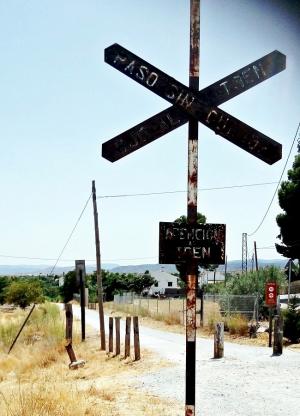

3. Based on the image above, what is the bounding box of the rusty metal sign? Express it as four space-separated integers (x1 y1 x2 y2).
102 49 285 163
103 44 284 165
159 222 226 265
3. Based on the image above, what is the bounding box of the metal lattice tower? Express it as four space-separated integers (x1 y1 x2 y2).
242 233 248 274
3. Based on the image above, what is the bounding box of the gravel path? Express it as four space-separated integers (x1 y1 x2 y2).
71 306 300 416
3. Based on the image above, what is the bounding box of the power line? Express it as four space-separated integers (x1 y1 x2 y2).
0 254 95 262
48 193 92 275
247 121 300 237
0 253 157 263
97 181 281 199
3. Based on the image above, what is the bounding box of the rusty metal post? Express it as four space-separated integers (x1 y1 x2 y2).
186 1 200 415
92 180 106 350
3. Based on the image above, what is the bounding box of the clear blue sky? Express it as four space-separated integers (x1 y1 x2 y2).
0 0 299 272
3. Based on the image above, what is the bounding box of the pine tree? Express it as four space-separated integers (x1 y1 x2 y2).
276 142 300 268
283 296 300 343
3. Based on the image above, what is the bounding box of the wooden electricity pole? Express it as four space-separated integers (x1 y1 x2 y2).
92 180 106 350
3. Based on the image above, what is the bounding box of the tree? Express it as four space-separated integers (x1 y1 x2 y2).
128 271 157 294
0 276 10 304
276 146 300 270
204 266 287 317
174 212 209 281
5 279 44 309
283 296 300 343
87 269 158 301
39 275 60 301
59 271 78 303
175 212 206 225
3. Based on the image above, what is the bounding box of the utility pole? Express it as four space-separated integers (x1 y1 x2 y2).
242 233 248 274
254 241 258 272
92 180 106 350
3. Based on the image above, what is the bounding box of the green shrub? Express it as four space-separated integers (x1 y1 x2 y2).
5 280 44 309
283 296 300 343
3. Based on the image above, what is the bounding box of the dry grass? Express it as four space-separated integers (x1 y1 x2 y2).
0 304 182 416
225 314 249 336
105 299 275 348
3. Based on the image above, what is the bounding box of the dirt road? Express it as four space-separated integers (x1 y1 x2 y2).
72 306 300 416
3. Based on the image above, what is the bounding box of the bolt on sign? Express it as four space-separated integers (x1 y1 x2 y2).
102 44 285 165
159 222 225 265
265 282 277 307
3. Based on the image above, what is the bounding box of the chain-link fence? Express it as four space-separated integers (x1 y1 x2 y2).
113 293 258 326
204 294 258 320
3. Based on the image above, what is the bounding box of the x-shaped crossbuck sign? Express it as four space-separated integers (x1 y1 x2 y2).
102 44 285 164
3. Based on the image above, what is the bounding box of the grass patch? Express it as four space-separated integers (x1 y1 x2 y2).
225 314 249 336
0 306 182 416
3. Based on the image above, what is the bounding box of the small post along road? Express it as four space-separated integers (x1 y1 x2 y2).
101 1 285 414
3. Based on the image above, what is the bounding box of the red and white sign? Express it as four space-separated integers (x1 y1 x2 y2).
265 282 277 307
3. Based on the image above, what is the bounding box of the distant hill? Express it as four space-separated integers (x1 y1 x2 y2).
110 264 177 274
218 258 287 272
0 263 118 276
0 259 288 276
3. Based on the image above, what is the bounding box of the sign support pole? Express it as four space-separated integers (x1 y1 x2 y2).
186 1 200 415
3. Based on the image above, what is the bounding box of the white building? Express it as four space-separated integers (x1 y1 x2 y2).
147 270 179 295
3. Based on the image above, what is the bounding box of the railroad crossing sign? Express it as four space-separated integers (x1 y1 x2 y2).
102 44 285 164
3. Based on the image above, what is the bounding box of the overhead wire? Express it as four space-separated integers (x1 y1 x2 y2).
247 121 300 237
48 193 92 275
0 254 96 262
4 143 300 270
97 181 281 199
0 253 156 263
